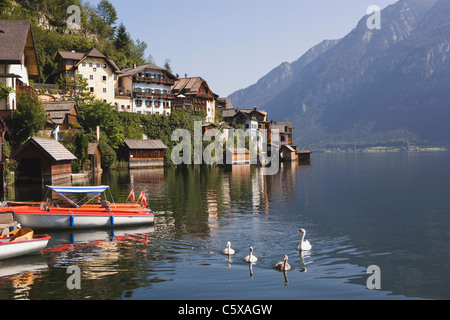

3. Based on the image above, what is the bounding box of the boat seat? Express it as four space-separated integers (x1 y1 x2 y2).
0 227 34 242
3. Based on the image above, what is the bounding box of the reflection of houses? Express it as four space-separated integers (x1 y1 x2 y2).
88 142 102 173
119 139 167 169
0 20 40 117
115 63 177 115
13 137 76 183
42 101 79 139
171 77 217 123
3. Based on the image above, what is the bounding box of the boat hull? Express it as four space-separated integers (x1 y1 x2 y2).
0 235 51 260
12 210 154 230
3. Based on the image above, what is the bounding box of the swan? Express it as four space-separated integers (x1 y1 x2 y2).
223 241 235 255
297 228 312 251
275 254 291 271
244 247 258 263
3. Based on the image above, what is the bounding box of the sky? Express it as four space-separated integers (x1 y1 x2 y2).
87 0 398 97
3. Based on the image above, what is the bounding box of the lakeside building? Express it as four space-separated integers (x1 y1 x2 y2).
115 63 177 115
119 139 167 169
53 48 120 104
13 137 76 183
171 77 217 123
0 20 40 114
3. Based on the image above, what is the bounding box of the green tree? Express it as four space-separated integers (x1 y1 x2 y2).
78 100 124 150
74 130 89 171
10 91 47 149
114 23 130 53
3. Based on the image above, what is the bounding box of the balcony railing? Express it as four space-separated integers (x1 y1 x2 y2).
134 91 176 100
135 76 175 86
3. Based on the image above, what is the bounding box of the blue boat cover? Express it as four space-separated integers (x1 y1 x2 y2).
48 186 109 194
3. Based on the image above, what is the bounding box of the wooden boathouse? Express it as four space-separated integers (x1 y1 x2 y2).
120 139 167 168
13 137 76 183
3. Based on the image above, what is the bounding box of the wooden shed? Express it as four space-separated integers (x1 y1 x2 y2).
120 139 167 168
88 142 102 173
280 145 298 162
13 137 76 183
225 148 250 166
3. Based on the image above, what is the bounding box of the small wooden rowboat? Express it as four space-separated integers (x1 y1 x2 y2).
0 186 154 230
0 228 51 260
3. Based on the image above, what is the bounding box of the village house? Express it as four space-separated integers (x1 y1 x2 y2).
115 63 177 115
53 48 120 104
42 101 79 140
0 20 40 116
171 77 217 123
13 137 76 183
119 139 167 169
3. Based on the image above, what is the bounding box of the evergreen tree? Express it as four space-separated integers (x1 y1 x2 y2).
114 23 130 53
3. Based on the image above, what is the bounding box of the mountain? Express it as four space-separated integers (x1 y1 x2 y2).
229 0 450 149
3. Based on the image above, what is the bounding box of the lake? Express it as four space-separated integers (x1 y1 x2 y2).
0 152 449 300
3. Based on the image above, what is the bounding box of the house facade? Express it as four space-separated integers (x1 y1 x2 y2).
54 48 120 104
0 20 40 114
115 63 177 115
171 77 217 123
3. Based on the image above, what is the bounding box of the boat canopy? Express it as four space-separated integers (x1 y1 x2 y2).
48 186 109 194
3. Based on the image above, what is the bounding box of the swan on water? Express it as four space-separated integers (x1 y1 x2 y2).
244 247 258 263
297 228 312 251
275 254 291 271
223 241 235 255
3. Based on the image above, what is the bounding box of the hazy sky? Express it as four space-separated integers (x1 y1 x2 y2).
87 0 398 97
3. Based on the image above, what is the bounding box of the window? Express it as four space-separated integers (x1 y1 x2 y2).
103 64 107 68
82 62 86 67
90 87 94 93
93 68 97 72
96 63 101 68
89 62 93 68
89 75 93 80
103 76 107 81
103 88 107 93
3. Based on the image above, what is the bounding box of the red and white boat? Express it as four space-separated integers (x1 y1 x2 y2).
1 186 154 230
0 228 51 260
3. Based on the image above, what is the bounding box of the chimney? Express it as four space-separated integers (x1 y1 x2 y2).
133 62 137 69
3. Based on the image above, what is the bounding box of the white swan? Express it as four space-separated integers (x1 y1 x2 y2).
244 247 258 263
297 228 312 251
223 241 235 255
275 254 291 271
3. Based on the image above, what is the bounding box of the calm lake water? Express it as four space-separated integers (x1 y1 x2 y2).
0 152 449 300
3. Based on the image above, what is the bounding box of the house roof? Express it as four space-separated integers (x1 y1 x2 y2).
124 139 167 150
56 47 120 72
0 20 40 79
15 137 77 161
119 63 177 79
43 101 78 125
88 142 100 155
171 77 216 98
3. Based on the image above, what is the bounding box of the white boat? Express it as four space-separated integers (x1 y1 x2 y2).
1 186 155 230
0 228 51 260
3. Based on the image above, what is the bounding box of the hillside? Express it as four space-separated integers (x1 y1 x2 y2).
229 0 450 149
0 0 150 82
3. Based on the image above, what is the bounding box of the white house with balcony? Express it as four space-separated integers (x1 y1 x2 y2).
115 63 177 116
0 20 40 113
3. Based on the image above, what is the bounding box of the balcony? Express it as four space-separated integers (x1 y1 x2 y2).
135 76 175 86
134 91 176 100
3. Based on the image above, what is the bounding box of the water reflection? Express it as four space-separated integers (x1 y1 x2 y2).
4 153 449 299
